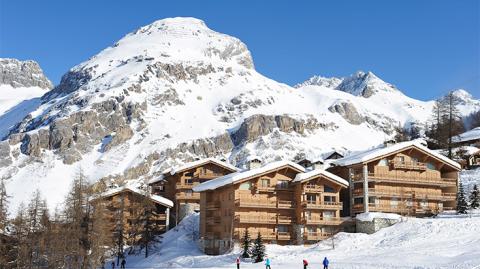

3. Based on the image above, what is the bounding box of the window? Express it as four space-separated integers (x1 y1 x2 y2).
306 194 316 203
307 226 316 234
354 197 364 205
185 178 193 185
427 163 436 170
323 211 335 218
324 185 335 193
277 180 289 189
411 157 418 164
185 172 194 177
277 225 288 233
397 156 405 163
185 190 193 197
324 196 336 203
154 185 165 192
368 196 376 205
261 178 270 187
421 199 428 208
305 211 311 220
239 182 251 190
391 198 398 208
378 158 388 166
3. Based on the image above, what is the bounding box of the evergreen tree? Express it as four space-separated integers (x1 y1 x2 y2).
469 184 480 209
456 183 468 214
241 228 251 258
0 178 12 269
251 232 266 263
136 193 163 258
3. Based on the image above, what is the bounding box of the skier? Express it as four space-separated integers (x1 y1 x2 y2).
303 259 309 269
265 256 271 269
236 257 240 269
111 261 115 269
120 258 126 269
322 257 329 269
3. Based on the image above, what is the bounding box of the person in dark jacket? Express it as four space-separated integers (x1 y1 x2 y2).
322 257 329 269
303 259 308 269
111 261 115 269
236 257 240 269
120 258 126 269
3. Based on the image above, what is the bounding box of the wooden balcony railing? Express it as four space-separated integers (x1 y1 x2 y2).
235 215 276 224
176 182 200 189
277 232 291 240
304 185 323 193
304 232 333 241
254 184 276 192
176 192 200 200
390 160 426 171
195 172 225 179
303 217 342 225
206 201 221 210
356 173 457 186
235 199 276 208
277 216 293 224
277 200 295 209
302 201 342 209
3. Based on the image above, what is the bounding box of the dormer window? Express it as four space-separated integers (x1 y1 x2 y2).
324 185 335 193
277 180 288 189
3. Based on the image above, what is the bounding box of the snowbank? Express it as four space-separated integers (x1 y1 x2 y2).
355 212 401 222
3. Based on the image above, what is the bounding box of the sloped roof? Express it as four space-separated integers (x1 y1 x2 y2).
148 158 238 184
452 127 480 143
91 186 174 207
293 169 349 187
193 161 305 192
333 139 461 170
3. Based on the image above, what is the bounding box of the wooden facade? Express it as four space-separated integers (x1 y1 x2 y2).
195 162 348 255
329 143 460 217
91 188 172 244
150 159 238 224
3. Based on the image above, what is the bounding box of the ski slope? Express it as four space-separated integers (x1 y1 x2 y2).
125 213 480 269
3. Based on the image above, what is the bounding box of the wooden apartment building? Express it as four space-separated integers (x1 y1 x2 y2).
329 140 461 216
90 187 173 244
149 158 238 224
193 161 348 255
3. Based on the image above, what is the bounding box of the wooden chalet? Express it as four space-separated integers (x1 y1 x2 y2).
329 140 461 217
193 160 348 255
149 158 238 224
90 187 173 243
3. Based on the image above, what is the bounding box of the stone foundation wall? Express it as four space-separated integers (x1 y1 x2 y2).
356 217 399 234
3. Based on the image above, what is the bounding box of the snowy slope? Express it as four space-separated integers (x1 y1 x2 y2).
1 17 479 213
125 213 480 269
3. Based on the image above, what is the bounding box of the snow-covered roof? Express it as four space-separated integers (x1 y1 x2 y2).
293 169 349 187
170 158 238 175
148 158 238 185
452 127 480 143
333 139 461 170
193 161 305 192
322 150 345 160
91 186 174 207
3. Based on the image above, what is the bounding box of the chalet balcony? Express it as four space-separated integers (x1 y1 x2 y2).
277 200 295 209
235 215 276 224
302 201 342 210
304 232 333 241
389 160 426 171
234 231 281 241
277 232 291 240
206 201 221 210
254 184 276 192
235 199 277 208
195 172 225 179
353 173 457 187
304 185 322 193
277 216 293 224
176 182 199 189
206 216 221 225
303 217 342 225
176 192 200 200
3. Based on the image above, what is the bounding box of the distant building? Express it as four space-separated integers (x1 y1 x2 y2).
468 149 480 168
193 160 348 255
329 140 460 217
90 186 173 243
452 127 480 146
149 158 238 224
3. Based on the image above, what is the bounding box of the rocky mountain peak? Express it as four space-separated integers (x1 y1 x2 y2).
336 71 399 97
293 75 342 88
0 58 53 89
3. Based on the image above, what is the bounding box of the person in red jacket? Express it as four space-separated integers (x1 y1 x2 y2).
303 259 309 269
236 257 240 269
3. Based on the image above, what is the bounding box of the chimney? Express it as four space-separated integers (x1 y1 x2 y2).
383 139 396 147
247 157 262 170
312 161 324 170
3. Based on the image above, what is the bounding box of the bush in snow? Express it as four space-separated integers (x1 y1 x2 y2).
251 232 266 263
469 184 479 209
456 182 468 214
241 228 251 258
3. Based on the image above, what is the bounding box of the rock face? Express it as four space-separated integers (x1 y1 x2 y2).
328 102 364 125
0 58 53 89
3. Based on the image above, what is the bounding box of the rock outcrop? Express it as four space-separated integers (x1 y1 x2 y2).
328 102 364 125
0 58 53 89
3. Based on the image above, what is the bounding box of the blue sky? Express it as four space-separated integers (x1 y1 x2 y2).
0 0 478 100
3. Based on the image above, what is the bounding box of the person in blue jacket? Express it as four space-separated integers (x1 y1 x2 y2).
265 256 271 269
322 257 329 269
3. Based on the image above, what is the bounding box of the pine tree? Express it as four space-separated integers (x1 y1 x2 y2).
469 184 480 209
136 193 163 258
0 178 12 269
456 183 468 214
241 228 251 258
251 232 266 263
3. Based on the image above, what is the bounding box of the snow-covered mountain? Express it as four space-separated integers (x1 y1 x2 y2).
1 17 479 212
